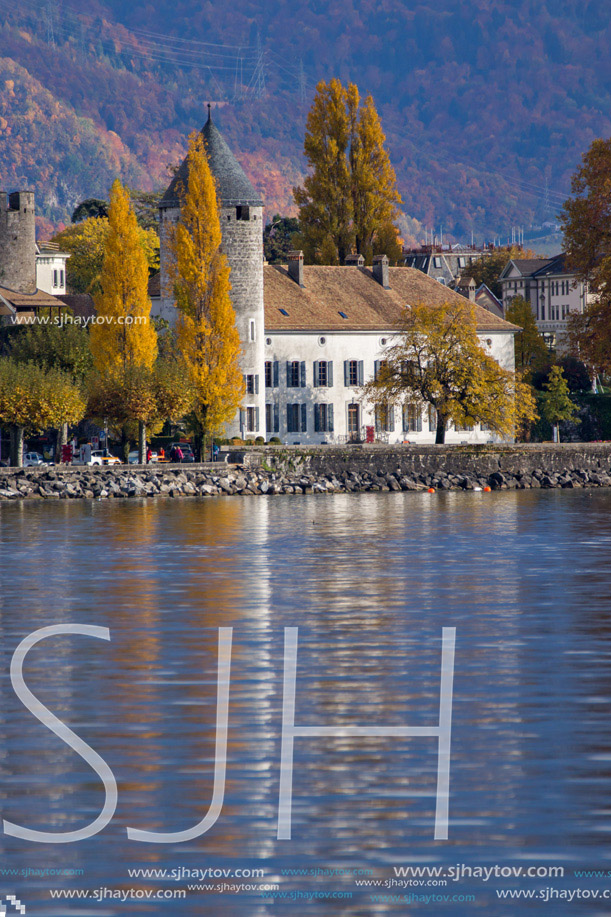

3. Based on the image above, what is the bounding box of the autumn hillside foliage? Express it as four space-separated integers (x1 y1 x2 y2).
2 1 611 233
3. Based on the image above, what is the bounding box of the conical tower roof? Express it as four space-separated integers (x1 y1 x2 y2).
160 108 263 209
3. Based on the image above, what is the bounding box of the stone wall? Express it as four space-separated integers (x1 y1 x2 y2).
1 444 611 502
225 442 611 478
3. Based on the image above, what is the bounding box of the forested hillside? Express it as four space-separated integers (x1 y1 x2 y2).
1 0 610 238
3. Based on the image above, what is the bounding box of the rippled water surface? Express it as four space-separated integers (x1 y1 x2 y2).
1 490 611 915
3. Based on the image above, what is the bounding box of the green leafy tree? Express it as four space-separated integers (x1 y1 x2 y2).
9 320 94 457
264 215 301 263
126 187 164 232
467 245 540 299
557 355 591 393
0 359 85 466
504 295 548 377
294 78 401 264
87 361 193 461
9 321 93 382
52 217 159 294
363 299 537 444
541 365 579 442
71 198 108 223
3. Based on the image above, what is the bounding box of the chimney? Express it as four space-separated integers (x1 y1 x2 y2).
345 253 365 266
373 254 390 289
288 250 304 287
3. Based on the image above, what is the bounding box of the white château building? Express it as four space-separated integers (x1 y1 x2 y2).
153 114 519 445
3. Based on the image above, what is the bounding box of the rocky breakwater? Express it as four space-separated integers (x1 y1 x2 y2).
0 460 611 503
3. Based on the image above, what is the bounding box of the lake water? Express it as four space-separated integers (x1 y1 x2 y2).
1 490 611 915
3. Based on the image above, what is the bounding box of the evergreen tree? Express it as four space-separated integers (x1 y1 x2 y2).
541 366 579 442
91 180 158 460
294 78 401 264
264 215 301 263
166 131 244 457
71 198 108 223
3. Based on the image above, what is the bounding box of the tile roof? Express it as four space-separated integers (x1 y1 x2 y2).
161 111 263 209
148 272 160 297
0 286 64 309
264 265 519 334
531 253 568 276
509 258 553 276
57 294 96 319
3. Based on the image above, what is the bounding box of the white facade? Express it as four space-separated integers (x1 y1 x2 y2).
263 329 515 445
499 255 592 350
36 242 68 295
155 118 519 446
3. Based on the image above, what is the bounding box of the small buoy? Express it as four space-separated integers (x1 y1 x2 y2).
483 485 491 492
474 486 482 492
427 487 435 494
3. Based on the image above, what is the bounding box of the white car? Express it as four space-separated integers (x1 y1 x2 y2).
90 450 121 466
24 452 45 467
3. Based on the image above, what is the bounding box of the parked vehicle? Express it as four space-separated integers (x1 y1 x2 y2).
128 451 158 464
73 445 121 466
24 452 46 467
169 443 195 463
91 450 122 466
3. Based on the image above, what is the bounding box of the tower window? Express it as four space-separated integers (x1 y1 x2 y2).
249 319 256 342
236 206 250 221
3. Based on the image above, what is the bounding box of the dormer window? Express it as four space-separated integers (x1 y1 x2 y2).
236 205 250 221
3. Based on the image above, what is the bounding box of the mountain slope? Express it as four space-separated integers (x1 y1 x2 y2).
1 0 610 238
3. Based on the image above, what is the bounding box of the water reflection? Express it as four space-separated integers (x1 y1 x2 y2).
0 491 610 913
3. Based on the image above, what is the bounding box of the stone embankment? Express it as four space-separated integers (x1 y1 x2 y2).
1 445 611 502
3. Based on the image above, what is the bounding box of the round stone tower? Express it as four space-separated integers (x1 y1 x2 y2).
159 109 265 440
0 191 36 293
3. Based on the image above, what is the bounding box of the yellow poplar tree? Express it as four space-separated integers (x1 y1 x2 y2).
167 131 244 458
294 78 401 264
91 180 158 460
